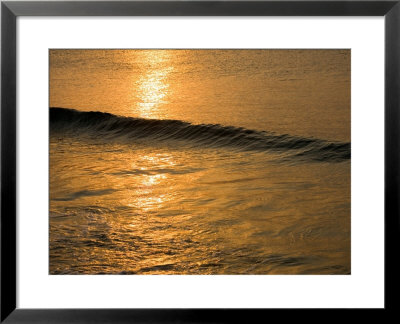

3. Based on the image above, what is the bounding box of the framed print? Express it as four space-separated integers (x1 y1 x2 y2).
1 0 399 322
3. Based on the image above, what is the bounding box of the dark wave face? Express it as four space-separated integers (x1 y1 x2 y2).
50 107 350 162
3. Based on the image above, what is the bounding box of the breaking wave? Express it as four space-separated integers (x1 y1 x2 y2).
50 107 350 162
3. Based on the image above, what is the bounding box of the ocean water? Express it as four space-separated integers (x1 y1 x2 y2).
49 49 350 274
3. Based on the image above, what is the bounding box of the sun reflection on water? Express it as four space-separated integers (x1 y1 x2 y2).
127 152 176 212
142 173 166 187
135 51 173 119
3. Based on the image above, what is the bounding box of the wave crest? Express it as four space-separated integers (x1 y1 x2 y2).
50 107 350 162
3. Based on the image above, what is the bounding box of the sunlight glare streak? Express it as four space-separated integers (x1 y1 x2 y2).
135 51 173 118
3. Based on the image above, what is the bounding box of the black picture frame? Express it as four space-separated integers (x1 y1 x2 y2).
1 0 399 322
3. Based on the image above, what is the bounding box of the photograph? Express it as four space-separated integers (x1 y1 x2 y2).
49 49 350 275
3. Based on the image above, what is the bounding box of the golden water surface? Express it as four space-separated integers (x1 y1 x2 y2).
50 50 350 274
